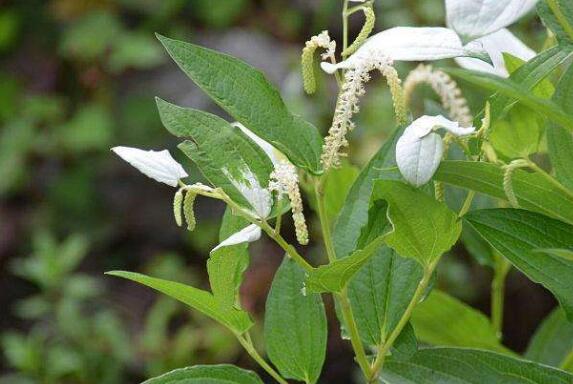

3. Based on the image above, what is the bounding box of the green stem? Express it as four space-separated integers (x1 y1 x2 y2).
314 178 337 262
546 0 573 41
342 0 350 52
458 190 476 218
337 289 373 378
261 220 314 272
560 348 573 371
237 333 288 384
314 176 371 378
368 263 437 382
491 254 510 338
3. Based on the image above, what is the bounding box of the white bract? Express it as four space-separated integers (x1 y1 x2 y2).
396 115 475 187
223 167 272 219
111 146 188 187
446 0 538 76
321 27 489 74
211 224 262 253
232 122 283 166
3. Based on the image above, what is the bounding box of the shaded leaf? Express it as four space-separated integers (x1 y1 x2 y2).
264 258 327 384
466 209 573 320
143 364 263 384
526 308 573 372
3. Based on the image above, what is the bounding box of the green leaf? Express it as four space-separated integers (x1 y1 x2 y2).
390 323 418 361
264 258 327 384
547 63 573 190
381 347 573 383
156 34 323 174
106 271 253 334
371 180 462 266
435 161 573 226
490 106 543 159
333 125 405 259
537 1 573 44
444 68 573 131
465 209 573 320
490 46 572 118
207 208 250 309
156 98 273 210
143 364 263 384
535 248 573 261
526 308 573 372
306 235 387 293
411 291 510 354
323 165 359 224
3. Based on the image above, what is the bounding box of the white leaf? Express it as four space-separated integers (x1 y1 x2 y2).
211 224 261 253
321 27 489 74
446 0 538 40
112 146 188 187
223 167 272 219
232 122 282 166
455 29 536 77
396 116 475 187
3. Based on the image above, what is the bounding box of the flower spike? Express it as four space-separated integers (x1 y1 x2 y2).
301 31 336 94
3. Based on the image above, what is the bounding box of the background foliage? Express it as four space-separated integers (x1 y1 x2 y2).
0 0 559 382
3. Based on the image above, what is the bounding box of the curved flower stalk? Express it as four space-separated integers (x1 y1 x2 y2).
321 51 406 170
269 161 309 245
404 64 473 127
301 31 337 94
320 27 490 74
111 146 188 187
446 0 538 76
396 115 475 187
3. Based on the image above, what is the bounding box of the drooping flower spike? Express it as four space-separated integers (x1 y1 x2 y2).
446 0 539 77
301 31 337 94
396 115 476 187
111 146 188 187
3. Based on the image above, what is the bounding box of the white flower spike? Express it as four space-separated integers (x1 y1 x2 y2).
321 27 490 74
111 146 188 187
446 0 539 41
211 224 262 253
396 116 475 187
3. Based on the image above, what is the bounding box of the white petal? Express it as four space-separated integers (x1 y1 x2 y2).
455 29 536 77
112 146 188 187
232 122 282 166
446 0 538 40
211 224 261 253
396 132 444 187
396 115 475 187
321 27 489 73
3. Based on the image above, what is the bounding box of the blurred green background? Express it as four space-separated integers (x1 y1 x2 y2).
0 1 552 383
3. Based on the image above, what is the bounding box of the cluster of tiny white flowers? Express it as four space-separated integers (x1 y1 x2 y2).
404 64 473 127
268 161 309 245
321 51 404 170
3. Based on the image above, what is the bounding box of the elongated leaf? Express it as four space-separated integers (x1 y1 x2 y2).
547 63 573 190
306 235 387 293
323 165 359 224
490 46 573 118
435 161 573 225
526 308 573 372
157 98 273 210
371 180 462 266
349 248 422 346
143 364 263 384
106 271 253 334
264 258 327 384
156 35 323 174
411 291 510 354
466 209 573 320
537 1 573 44
536 248 573 261
381 347 573 383
444 68 573 131
207 208 250 309
333 125 405 259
